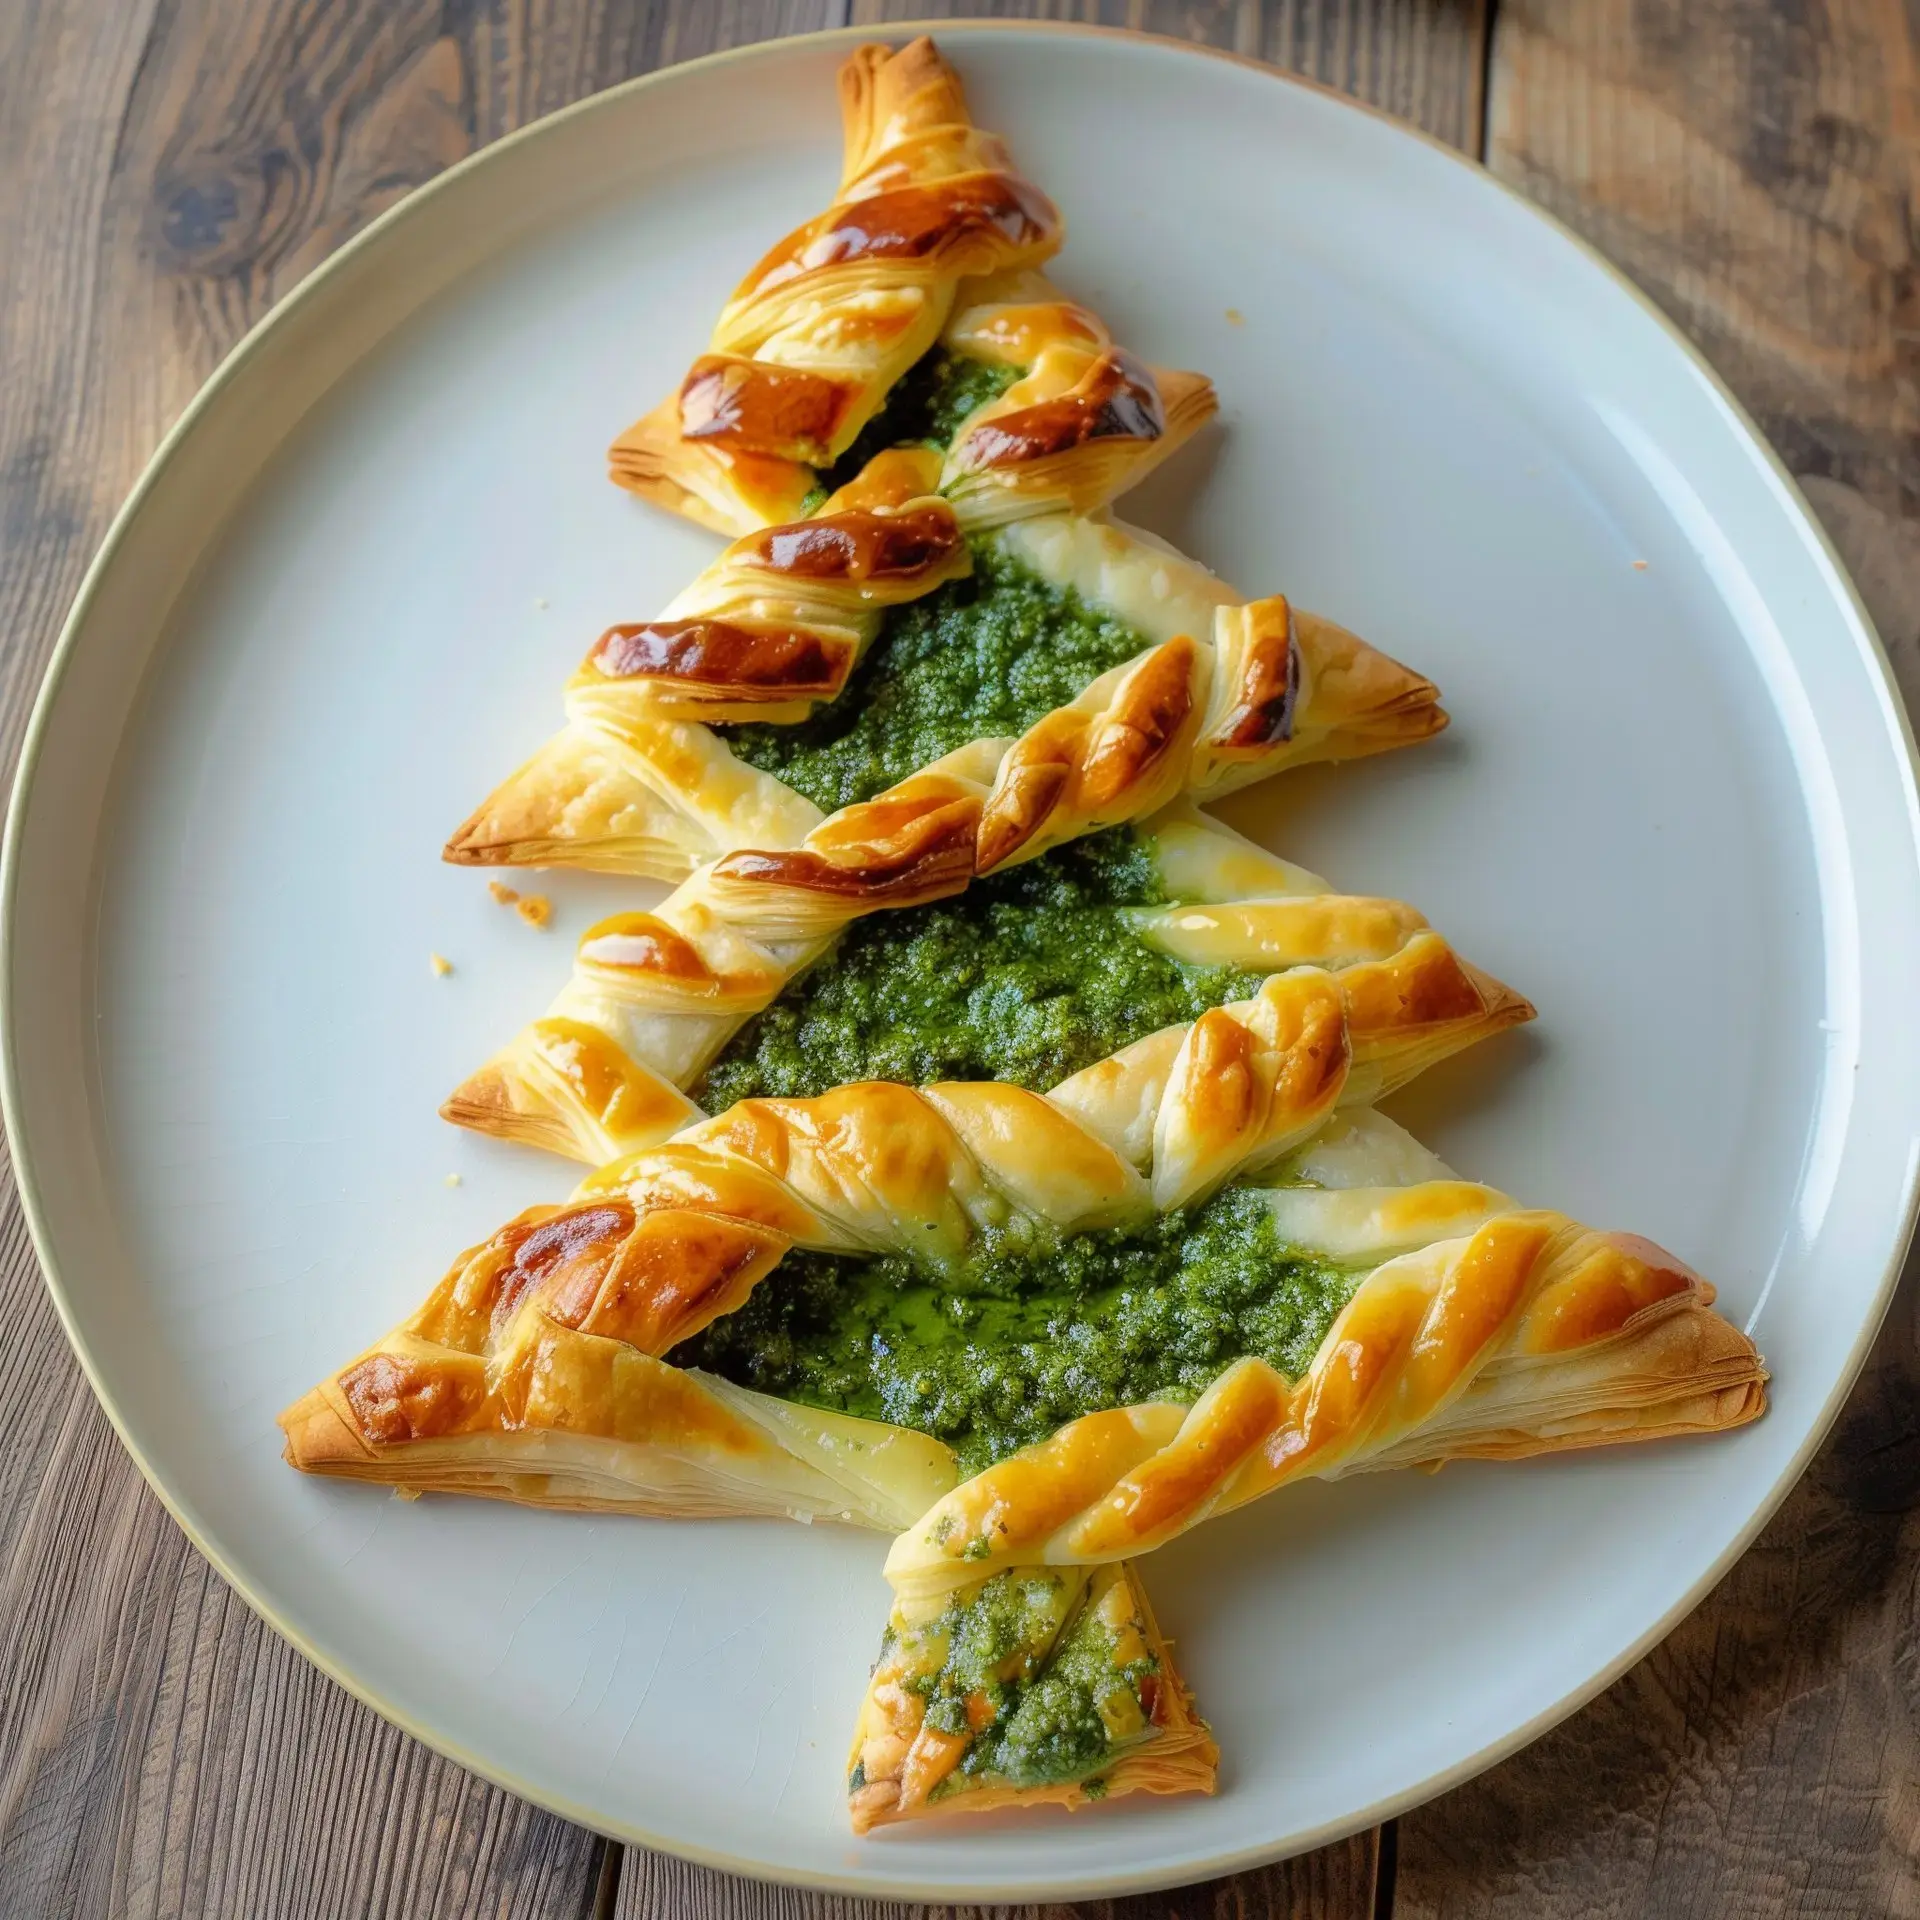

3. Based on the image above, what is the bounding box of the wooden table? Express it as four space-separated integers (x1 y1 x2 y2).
3 3 1916 1914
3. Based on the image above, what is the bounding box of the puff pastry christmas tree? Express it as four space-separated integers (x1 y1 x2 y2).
279 36 1771 1837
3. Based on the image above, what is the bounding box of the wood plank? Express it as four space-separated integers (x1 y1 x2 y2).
616 1830 1381 1918
851 0 1488 151
1396 4 1920 1913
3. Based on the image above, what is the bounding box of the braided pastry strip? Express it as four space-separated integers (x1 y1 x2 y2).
443 802 1528 1165
609 37 1066 532
281 970 1514 1516
444 460 1442 880
930 269 1220 530
608 41 1218 537
881 1209 1767 1604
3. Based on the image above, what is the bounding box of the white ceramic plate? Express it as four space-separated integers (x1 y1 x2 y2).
7 23 1919 1902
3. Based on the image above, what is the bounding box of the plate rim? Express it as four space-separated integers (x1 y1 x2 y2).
5 16 1918 1901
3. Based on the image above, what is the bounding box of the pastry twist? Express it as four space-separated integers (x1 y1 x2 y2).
445 468 1442 881
608 42 1218 537
443 802 1527 1165
930 270 1220 530
609 38 1072 532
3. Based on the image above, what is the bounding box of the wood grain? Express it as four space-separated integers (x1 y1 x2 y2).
616 1831 1381 1920
1394 5 1920 1914
850 0 1489 151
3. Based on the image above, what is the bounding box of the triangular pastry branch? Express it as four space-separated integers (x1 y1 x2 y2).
881 1212 1767 1602
443 802 1530 1165
275 1187 961 1529
284 978 1527 1514
446 478 1444 882
608 40 1218 537
846 1561 1217 1831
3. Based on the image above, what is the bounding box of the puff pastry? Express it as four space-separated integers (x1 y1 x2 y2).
445 457 1444 881
606 40 1215 537
443 801 1529 1165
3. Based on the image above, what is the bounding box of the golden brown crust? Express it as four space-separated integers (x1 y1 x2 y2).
587 618 857 705
607 399 816 535
278 1386 379 1473
439 1018 702 1165
958 346 1166 468
935 279 1222 525
975 636 1202 873
609 39 1066 531
1193 599 1447 796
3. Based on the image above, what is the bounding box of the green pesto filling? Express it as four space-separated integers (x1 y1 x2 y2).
962 1584 1153 1790
717 537 1152 813
880 1571 1158 1794
672 1184 1358 1476
807 346 1025 507
693 827 1267 1112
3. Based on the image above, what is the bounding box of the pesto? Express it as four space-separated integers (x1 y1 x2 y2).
718 537 1153 812
813 346 1023 498
695 828 1266 1110
883 1571 1159 1793
673 1184 1358 1474
970 1583 1155 1788
916 1571 1073 1719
